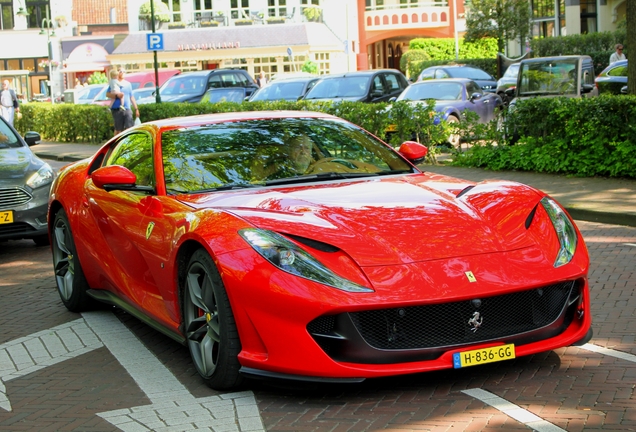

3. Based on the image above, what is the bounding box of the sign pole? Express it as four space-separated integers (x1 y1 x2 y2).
150 0 161 103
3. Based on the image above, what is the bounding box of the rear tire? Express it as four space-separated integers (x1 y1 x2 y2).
51 209 94 312
182 249 243 390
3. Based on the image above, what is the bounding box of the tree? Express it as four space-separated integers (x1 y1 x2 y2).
627 0 635 95
464 0 532 54
139 0 171 23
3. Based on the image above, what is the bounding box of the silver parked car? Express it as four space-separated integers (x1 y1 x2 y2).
0 118 53 245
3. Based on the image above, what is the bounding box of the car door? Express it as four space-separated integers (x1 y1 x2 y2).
82 132 177 324
465 80 493 122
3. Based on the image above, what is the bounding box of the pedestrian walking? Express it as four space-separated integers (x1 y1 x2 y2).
256 71 268 88
106 69 140 135
0 80 20 126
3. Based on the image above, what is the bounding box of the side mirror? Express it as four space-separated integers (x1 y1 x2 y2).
620 85 628 94
370 89 383 98
470 92 483 101
24 131 41 146
92 165 137 191
504 87 516 97
388 96 397 103
398 141 428 164
581 84 595 94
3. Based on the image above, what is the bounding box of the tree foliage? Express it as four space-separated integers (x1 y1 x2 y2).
139 0 171 22
464 0 532 54
87 71 108 84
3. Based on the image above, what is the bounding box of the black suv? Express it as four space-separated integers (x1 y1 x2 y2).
301 69 409 103
154 69 259 103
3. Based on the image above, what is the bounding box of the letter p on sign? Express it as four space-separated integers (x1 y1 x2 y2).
147 33 164 51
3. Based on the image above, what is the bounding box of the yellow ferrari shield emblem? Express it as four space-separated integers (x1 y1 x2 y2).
465 271 477 283
146 222 155 240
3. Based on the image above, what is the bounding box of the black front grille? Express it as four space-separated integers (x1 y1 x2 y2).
350 281 574 349
0 187 32 210
307 281 580 364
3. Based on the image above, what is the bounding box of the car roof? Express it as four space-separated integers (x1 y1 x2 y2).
173 69 246 77
520 55 593 64
267 76 319 84
145 110 338 129
319 69 403 79
411 78 470 85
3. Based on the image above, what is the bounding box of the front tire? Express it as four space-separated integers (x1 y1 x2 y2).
51 209 94 312
183 249 243 390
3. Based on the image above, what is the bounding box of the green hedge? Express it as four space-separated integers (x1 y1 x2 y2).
15 95 636 179
15 103 113 143
454 95 636 179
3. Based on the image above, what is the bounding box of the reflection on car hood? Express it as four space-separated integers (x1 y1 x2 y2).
178 174 544 266
0 147 41 181
304 96 363 102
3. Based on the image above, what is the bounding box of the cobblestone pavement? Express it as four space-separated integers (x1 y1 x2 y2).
1 220 635 431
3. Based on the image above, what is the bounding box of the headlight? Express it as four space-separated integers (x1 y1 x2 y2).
541 197 577 267
239 228 373 293
26 164 55 189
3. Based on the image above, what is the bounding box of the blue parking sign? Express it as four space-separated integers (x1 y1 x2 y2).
147 33 164 51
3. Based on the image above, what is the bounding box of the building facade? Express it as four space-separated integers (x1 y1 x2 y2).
0 0 628 101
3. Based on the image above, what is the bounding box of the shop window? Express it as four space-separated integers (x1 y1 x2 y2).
7 59 19 70
22 59 36 72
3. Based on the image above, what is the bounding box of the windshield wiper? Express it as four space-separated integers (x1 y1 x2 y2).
187 183 265 193
376 169 415 176
265 172 377 186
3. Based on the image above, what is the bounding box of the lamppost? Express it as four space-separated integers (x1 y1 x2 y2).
39 8 56 104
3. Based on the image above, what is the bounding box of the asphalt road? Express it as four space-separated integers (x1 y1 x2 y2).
1 184 635 430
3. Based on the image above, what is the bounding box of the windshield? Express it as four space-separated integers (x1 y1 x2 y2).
304 76 370 99
161 117 414 194
449 68 493 80
503 64 520 78
398 82 462 101
517 59 578 96
0 118 21 149
160 76 206 96
251 81 306 101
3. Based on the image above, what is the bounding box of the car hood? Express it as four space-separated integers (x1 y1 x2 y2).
178 174 545 266
0 146 44 183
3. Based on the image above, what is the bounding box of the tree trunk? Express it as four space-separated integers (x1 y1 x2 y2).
627 1 635 95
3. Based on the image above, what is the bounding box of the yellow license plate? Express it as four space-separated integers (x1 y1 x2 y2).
453 344 515 368
0 210 14 224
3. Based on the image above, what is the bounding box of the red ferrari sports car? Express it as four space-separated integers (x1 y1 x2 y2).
48 111 592 390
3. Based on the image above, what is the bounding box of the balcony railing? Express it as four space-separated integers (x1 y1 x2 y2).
365 1 450 31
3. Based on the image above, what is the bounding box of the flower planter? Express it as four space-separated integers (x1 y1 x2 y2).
234 20 253 26
200 21 219 27
266 18 285 24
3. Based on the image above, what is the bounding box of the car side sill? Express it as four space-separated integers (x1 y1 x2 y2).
87 289 186 345
239 367 365 384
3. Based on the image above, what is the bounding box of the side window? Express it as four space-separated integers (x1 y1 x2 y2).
105 133 155 187
419 69 435 80
208 74 222 89
466 81 481 95
608 65 627 77
234 72 249 87
435 69 450 79
383 73 400 92
371 75 384 94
